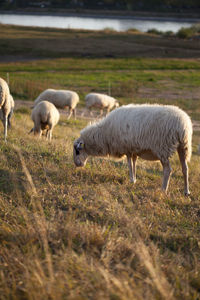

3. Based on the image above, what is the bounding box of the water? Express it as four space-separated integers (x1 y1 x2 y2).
0 13 197 33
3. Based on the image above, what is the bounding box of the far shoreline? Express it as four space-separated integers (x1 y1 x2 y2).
0 9 200 24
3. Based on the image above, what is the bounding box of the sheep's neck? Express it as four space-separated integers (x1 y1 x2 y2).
84 125 108 157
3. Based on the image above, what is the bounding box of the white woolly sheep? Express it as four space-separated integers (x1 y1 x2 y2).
34 89 79 119
84 93 119 117
0 77 13 141
73 104 193 196
30 100 60 141
0 94 15 129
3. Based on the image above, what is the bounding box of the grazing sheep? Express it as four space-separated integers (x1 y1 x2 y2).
30 100 60 141
84 93 119 117
73 104 193 196
0 77 13 141
0 94 15 129
34 89 79 119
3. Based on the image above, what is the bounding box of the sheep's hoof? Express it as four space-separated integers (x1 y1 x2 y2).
184 191 191 197
130 179 136 184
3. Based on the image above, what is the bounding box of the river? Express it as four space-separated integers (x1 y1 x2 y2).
0 12 198 33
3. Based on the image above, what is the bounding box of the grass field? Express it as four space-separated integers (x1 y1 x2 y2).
0 24 200 300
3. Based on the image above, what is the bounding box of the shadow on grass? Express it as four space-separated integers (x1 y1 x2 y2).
73 169 125 184
0 169 15 195
150 233 198 254
0 168 26 198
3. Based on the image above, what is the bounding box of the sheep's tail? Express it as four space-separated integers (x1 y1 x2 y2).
179 119 193 162
40 112 48 124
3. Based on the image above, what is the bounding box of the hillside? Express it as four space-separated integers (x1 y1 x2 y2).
0 24 200 300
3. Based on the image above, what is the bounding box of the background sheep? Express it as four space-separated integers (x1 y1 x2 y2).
73 104 193 196
0 94 15 129
34 89 79 120
30 100 60 141
84 93 119 117
0 77 13 141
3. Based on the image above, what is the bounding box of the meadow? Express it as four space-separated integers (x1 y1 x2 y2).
0 24 200 300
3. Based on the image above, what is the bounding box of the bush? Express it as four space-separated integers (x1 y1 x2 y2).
164 30 174 37
126 28 141 33
191 23 200 33
147 28 163 35
176 27 195 39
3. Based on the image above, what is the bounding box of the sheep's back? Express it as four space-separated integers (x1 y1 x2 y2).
34 89 55 106
99 104 192 159
34 89 79 109
85 93 116 108
57 90 79 108
0 78 10 107
32 101 60 126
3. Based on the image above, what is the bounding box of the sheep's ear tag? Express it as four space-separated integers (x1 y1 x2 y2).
80 142 84 149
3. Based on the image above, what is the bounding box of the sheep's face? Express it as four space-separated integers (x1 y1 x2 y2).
73 138 88 167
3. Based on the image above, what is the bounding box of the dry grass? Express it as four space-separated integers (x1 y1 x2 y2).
0 23 200 299
0 110 199 300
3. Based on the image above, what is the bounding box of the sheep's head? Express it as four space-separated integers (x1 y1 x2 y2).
73 138 88 167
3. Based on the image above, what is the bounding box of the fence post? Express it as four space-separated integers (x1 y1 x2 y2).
7 72 10 85
108 81 111 96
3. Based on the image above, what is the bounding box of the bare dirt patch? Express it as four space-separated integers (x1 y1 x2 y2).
15 99 200 131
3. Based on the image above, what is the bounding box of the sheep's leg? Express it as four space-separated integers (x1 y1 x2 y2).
81 108 87 117
8 113 11 128
29 128 34 134
48 130 52 141
68 108 73 120
132 155 137 183
88 108 94 117
3 115 8 142
73 108 76 120
127 156 137 183
8 109 13 128
127 156 133 182
35 125 42 138
106 108 110 116
38 129 42 138
161 159 172 193
99 109 104 118
177 147 190 196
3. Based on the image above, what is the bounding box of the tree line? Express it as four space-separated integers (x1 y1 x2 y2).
1 0 200 11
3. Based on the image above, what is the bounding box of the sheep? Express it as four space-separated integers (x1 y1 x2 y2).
30 100 60 141
0 94 15 129
34 89 79 120
84 93 119 117
0 77 13 141
73 104 193 196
